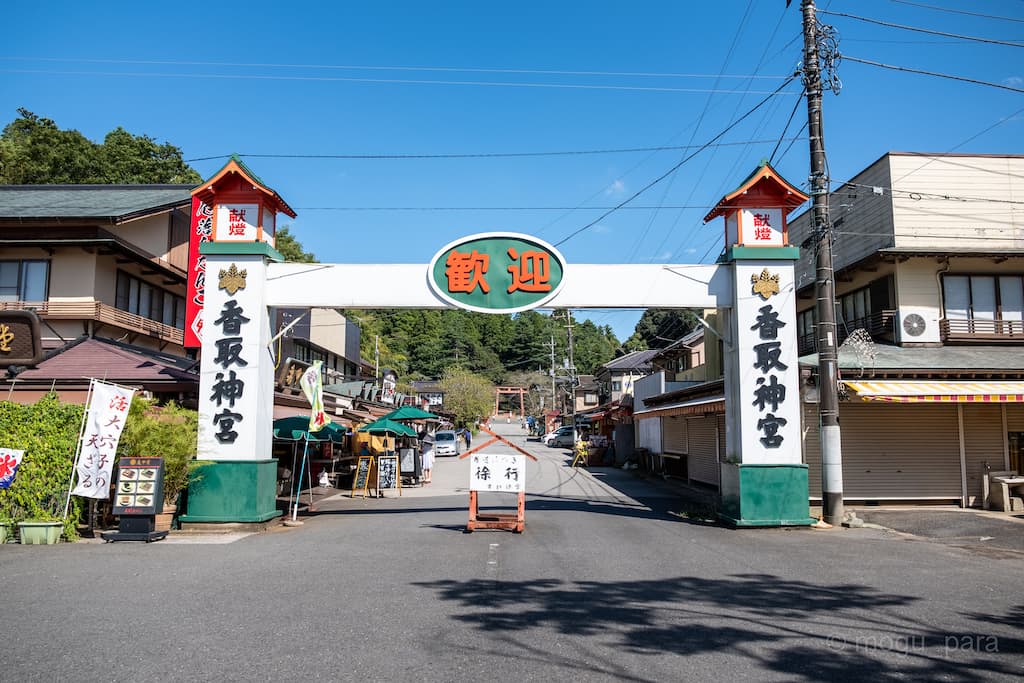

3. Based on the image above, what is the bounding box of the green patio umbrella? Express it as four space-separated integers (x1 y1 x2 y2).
272 416 347 443
382 405 441 422
358 418 418 437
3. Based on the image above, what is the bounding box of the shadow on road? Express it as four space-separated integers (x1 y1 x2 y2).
412 573 1024 682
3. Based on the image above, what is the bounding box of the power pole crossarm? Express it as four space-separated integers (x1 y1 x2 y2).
803 0 844 525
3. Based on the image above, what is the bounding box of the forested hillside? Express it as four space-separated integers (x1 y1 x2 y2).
345 308 621 384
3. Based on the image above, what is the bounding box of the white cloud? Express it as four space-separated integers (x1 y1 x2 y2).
1005 76 1023 87
605 178 625 195
592 223 611 234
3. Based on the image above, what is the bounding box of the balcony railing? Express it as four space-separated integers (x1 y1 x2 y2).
0 300 184 346
941 318 1024 342
797 309 897 356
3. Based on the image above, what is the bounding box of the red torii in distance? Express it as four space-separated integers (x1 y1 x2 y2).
493 386 526 420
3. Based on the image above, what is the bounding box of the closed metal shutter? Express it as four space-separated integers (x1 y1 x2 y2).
717 414 727 461
1008 404 1024 431
686 415 719 487
962 404 1004 506
803 403 823 498
840 403 961 500
663 416 687 454
637 416 662 454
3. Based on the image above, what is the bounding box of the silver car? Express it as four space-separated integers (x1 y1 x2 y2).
433 430 461 456
546 426 575 448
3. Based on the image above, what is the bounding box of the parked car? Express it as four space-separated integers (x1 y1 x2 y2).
433 430 461 456
545 426 575 448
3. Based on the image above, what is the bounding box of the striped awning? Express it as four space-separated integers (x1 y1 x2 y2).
844 380 1024 403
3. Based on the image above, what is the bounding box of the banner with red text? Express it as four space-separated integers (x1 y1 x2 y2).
184 196 212 348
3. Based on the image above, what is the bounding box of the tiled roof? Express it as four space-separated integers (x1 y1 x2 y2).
0 185 194 219
601 349 659 372
14 336 198 384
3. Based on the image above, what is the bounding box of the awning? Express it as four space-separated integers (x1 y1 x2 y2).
844 380 1024 403
634 396 725 418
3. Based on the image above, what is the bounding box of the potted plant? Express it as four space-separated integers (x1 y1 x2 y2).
118 399 205 531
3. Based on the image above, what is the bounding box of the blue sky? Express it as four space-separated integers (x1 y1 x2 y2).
2 1 1022 341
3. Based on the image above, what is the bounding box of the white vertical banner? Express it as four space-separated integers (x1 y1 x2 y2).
70 379 136 499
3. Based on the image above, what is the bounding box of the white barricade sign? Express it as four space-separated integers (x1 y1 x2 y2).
469 453 525 493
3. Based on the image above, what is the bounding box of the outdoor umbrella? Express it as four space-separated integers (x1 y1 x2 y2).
358 418 418 437
272 416 346 443
272 416 348 521
381 405 441 422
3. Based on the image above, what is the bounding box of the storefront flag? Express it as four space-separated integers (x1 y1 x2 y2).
299 360 331 433
71 379 136 499
0 448 25 489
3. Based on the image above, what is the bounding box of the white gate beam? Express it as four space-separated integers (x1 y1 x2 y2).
265 262 733 310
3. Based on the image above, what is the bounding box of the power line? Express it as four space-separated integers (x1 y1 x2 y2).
842 55 1024 94
552 75 800 247
840 181 1024 206
184 138 806 163
887 0 1024 24
294 204 747 211
820 10 1024 48
0 68 800 95
0 56 791 80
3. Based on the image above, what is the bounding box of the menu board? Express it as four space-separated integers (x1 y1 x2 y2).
352 456 372 497
112 457 165 516
377 455 398 490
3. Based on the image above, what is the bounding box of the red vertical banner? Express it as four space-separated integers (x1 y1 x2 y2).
184 196 213 348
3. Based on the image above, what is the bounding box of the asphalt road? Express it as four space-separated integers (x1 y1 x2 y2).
3 423 1022 682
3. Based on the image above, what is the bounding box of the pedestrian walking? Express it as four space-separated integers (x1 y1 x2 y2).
419 430 435 484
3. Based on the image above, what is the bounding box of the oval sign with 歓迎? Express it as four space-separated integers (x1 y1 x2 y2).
428 232 565 313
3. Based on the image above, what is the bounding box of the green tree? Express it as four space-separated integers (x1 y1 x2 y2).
624 309 699 350
275 226 318 262
439 366 494 427
0 108 200 184
572 319 619 375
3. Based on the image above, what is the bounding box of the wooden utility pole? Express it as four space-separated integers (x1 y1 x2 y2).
802 0 844 525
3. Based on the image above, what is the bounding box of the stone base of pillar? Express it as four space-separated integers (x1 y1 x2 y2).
179 460 283 523
719 463 816 527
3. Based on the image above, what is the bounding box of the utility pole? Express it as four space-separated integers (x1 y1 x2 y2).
565 310 577 442
548 335 556 428
802 0 844 525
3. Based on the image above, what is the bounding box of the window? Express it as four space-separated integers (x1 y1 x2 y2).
797 308 816 351
115 271 185 327
584 392 598 405
611 381 622 392
0 260 49 302
839 287 870 329
943 275 1024 322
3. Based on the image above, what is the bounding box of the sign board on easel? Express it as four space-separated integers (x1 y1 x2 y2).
351 455 372 498
375 454 401 497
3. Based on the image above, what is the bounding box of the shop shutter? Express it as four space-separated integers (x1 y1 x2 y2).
663 416 687 454
686 415 719 487
803 403 823 498
717 414 727 461
637 416 662 454
961 404 1004 506
838 403 961 500
1007 404 1024 432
